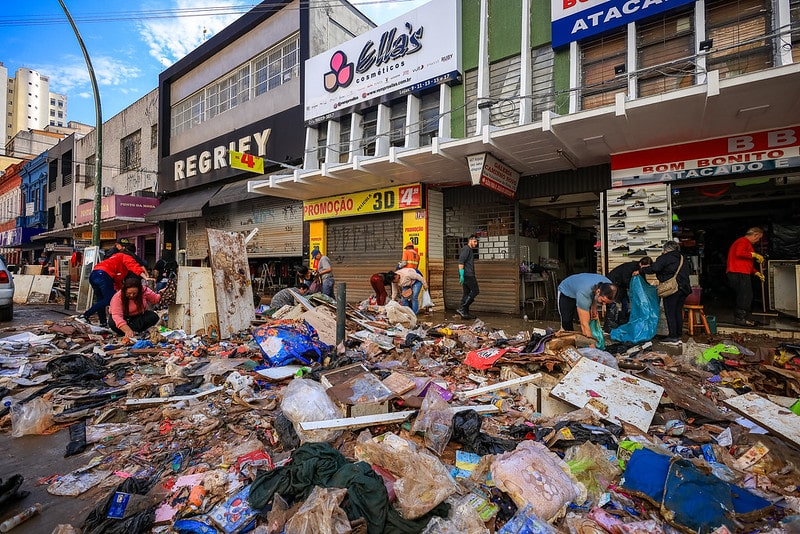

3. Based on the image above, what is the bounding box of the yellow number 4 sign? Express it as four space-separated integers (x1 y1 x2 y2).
229 150 265 174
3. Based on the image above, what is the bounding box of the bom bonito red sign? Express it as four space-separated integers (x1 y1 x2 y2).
611 126 800 187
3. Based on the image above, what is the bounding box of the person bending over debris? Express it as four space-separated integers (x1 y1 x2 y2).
391 268 428 314
269 284 309 310
369 271 396 305
109 276 162 338
79 252 151 327
557 273 617 337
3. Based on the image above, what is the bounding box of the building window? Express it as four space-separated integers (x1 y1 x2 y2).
389 100 406 147
58 100 63 108
61 201 71 228
120 130 142 172
360 109 377 156
637 7 695 97
419 90 440 146
170 33 299 137
57 111 63 118
48 159 57 193
50 98 55 106
47 206 55 229
85 154 96 188
50 109 55 117
706 0 772 79
531 46 556 117
317 124 328 166
61 150 73 186
151 124 158 149
792 0 800 63
338 119 351 164
580 28 628 110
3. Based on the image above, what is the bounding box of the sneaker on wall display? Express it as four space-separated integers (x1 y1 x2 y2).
627 226 647 234
627 237 647 246
630 248 648 256
645 243 663 253
646 218 667 229
630 188 647 199
609 220 626 228
617 188 635 200
609 233 628 242
612 244 630 252
629 200 646 210
648 193 668 203
649 207 667 216
608 197 626 206
610 209 627 218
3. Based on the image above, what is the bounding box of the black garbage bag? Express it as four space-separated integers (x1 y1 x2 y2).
46 353 106 382
451 410 517 455
83 477 157 534
65 420 88 457
0 475 30 514
273 411 300 450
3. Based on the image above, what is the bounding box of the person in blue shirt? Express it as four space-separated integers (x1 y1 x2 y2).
558 273 618 336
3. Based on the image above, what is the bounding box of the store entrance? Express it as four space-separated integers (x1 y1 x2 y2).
671 176 800 324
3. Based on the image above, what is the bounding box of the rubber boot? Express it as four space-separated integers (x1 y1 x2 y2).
458 296 475 320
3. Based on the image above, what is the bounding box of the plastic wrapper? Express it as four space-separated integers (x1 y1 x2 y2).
411 386 453 455
354 432 457 519
589 319 605 349
280 379 343 443
497 504 556 534
490 440 586 522
610 276 659 344
577 347 619 370
385 301 417 328
421 495 489 534
420 289 434 310
285 486 351 534
11 397 54 437
564 441 621 503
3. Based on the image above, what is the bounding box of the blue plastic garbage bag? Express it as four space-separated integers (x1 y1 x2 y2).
589 319 605 349
610 275 659 344
252 319 330 367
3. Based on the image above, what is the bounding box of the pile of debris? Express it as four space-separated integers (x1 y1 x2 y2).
1 297 800 534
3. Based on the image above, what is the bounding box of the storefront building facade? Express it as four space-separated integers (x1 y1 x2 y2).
152 0 372 292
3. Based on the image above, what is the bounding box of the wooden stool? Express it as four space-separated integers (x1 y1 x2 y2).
683 304 710 335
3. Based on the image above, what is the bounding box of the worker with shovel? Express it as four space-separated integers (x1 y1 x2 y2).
726 227 765 327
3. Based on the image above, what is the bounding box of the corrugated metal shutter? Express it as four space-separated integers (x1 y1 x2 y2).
185 197 303 260
517 165 611 198
326 213 403 303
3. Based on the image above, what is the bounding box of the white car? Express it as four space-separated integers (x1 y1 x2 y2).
0 257 14 321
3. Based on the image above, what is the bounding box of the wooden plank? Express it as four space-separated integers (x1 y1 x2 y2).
27 275 56 304
458 373 542 399
188 269 217 336
299 410 416 432
125 386 223 406
12 274 34 304
724 392 800 448
550 358 663 432
207 228 255 338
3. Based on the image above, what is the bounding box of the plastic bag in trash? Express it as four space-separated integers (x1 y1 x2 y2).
83 477 158 534
11 397 54 437
252 320 330 367
280 378 343 443
564 441 621 503
610 276 659 344
420 289 434 310
577 347 619 370
451 409 516 456
385 301 417 328
490 440 586 522
285 486 351 534
497 504 556 534
412 387 454 456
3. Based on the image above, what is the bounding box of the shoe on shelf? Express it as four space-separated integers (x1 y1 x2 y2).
645 244 663 252
628 237 647 246
608 197 627 206
609 232 628 242
646 218 667 229
616 188 635 200
629 248 648 256
612 244 630 252
648 193 668 203
630 188 648 199
628 200 646 210
649 207 666 216
609 220 626 229
610 209 627 218
627 226 647 234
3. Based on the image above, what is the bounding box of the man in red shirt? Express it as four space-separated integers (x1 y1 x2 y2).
726 227 765 326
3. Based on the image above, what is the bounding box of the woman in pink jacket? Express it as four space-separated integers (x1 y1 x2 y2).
109 276 161 337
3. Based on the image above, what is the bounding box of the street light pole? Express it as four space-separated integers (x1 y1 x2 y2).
58 0 103 247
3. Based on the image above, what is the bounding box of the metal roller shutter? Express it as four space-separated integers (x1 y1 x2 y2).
185 197 303 260
326 213 403 303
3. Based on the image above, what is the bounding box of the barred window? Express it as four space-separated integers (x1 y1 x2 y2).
317 123 328 166
85 154 96 188
419 90 439 146
389 100 406 147
706 0 772 79
361 109 377 156
338 119 351 164
637 7 695 97
120 130 142 172
580 28 628 110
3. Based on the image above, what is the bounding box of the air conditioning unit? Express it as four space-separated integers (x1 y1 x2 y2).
102 186 114 197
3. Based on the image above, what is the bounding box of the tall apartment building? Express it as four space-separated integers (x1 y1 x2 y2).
1 62 68 149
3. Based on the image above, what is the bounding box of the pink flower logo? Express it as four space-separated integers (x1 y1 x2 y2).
324 50 354 93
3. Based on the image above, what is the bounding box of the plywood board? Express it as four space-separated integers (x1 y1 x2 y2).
724 392 800 448
12 275 34 304
207 229 255 338
76 246 100 313
167 304 189 331
27 275 55 304
300 306 337 346
188 269 217 336
550 357 664 432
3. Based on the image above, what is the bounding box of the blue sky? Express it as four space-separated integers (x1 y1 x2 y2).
0 0 427 127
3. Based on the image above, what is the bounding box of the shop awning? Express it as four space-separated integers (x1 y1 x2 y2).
208 179 262 207
145 186 221 222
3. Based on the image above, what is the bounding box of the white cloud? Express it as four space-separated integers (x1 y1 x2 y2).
137 0 252 68
352 0 431 24
78 92 91 99
32 55 142 93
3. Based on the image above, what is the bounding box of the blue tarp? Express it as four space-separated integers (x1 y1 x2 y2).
610 275 659 344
